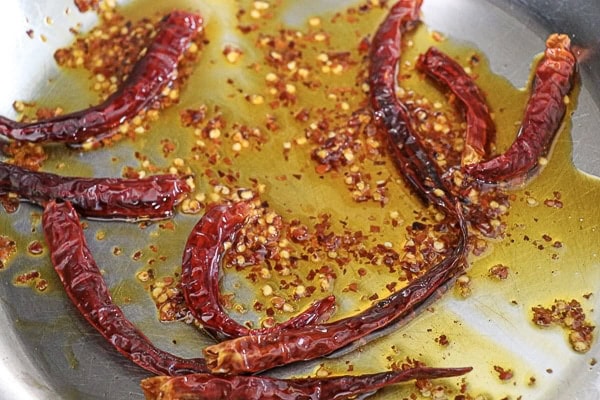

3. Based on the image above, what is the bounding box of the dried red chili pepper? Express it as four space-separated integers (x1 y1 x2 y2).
181 201 336 340
368 0 458 213
200 0 469 375
202 208 466 374
42 200 208 376
465 34 577 184
0 161 190 221
0 11 202 144
416 47 495 165
141 366 472 400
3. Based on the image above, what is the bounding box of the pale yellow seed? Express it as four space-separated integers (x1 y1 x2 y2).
343 148 354 162
314 33 326 41
226 50 241 64
298 68 309 78
262 285 273 296
157 293 168 304
254 1 269 10
433 188 445 197
266 72 278 82
295 285 306 297
285 84 296 94
240 190 254 200
283 303 294 313
250 94 265 105
137 271 150 282
169 89 179 100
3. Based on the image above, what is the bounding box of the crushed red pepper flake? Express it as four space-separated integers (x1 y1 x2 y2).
0 236 17 270
488 264 510 280
493 365 514 381
532 298 595 353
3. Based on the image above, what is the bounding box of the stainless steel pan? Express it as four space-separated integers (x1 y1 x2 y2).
0 0 598 399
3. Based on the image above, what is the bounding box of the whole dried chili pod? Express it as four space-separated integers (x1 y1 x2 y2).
181 201 336 340
465 34 577 184
202 205 466 374
416 47 495 166
140 366 473 400
0 161 190 221
368 0 458 214
0 10 203 144
200 0 468 376
42 200 209 376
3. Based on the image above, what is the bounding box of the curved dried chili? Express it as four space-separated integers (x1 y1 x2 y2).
0 161 190 221
203 205 466 374
416 46 495 165
42 200 208 376
367 0 458 214
181 201 336 340
465 34 577 184
0 11 202 144
201 0 469 376
141 366 472 400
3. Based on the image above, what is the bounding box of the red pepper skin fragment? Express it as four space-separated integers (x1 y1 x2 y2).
416 47 495 166
42 200 209 376
202 205 467 374
140 366 472 400
0 11 203 144
0 161 190 221
465 34 577 184
181 202 336 340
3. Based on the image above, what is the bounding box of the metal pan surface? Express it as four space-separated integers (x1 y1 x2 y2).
0 0 598 399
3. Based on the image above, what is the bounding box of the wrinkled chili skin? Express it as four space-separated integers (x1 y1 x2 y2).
368 0 457 214
0 161 190 221
141 367 472 400
181 202 336 340
42 200 208 376
0 11 202 144
417 47 495 166
465 34 576 184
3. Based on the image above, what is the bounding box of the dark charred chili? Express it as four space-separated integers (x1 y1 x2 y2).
141 366 472 400
200 0 468 376
465 34 577 184
367 0 458 214
0 161 190 221
0 11 202 144
181 201 336 340
416 46 495 166
42 200 209 376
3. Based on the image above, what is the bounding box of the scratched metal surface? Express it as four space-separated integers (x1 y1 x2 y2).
0 0 598 399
